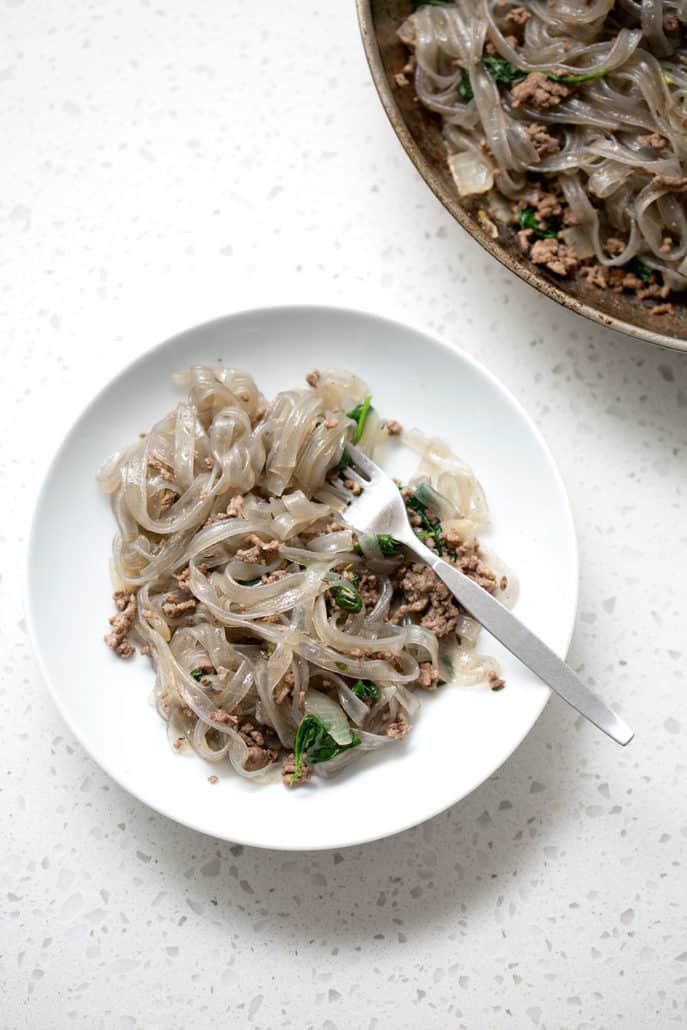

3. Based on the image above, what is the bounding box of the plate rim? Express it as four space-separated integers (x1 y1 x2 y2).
25 303 580 850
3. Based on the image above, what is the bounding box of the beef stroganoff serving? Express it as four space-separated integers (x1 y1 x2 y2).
400 1 687 317
100 366 515 787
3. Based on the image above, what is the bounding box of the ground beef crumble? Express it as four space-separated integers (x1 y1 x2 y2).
162 595 196 618
579 264 671 301
523 122 560 158
208 709 238 726
236 721 281 770
274 667 295 704
147 456 174 482
651 175 687 193
637 132 669 150
507 5 530 26
488 671 506 692
530 238 579 276
521 188 562 227
511 73 570 110
358 572 381 610
390 563 460 638
417 662 440 690
386 712 411 739
172 565 194 593
158 488 177 514
604 237 625 256
105 590 137 658
261 567 288 585
225 494 243 518
236 534 282 563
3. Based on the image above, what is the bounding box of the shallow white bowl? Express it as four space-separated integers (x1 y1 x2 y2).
27 305 578 850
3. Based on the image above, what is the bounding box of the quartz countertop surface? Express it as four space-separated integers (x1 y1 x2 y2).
2 2 686 1028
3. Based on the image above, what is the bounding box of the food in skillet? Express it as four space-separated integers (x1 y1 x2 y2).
399 1 687 317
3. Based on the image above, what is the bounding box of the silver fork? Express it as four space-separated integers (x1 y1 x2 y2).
341 444 634 747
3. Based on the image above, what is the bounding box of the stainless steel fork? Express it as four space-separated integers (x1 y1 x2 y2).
341 444 634 747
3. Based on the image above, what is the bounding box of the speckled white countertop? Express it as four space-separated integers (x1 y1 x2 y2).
2 2 686 1028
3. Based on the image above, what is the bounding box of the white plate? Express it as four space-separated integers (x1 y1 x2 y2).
27 305 578 850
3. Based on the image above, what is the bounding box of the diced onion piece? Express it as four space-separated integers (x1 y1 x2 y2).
304 688 353 745
486 190 514 225
448 152 494 197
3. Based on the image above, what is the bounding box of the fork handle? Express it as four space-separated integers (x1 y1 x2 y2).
404 536 634 747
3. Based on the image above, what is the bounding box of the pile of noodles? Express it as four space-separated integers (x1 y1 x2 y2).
98 366 515 782
405 0 687 289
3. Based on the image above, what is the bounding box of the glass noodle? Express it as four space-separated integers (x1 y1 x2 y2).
402 1 687 292
99 366 517 785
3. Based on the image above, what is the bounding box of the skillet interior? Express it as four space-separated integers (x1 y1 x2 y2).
357 0 687 352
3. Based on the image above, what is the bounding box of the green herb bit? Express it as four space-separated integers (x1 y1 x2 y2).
330 582 363 614
237 577 262 586
335 661 348 672
376 533 403 557
457 68 474 103
340 569 361 589
547 68 608 84
518 208 558 240
410 0 450 7
481 55 527 85
352 680 381 701
190 668 204 681
628 257 653 284
406 491 444 553
480 53 608 88
346 396 372 445
291 714 361 783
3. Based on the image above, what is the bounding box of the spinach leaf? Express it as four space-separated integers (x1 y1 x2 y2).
481 55 527 85
518 208 558 240
292 714 361 782
480 54 608 88
330 582 363 614
457 68 474 103
628 257 653 284
190 668 204 681
352 680 381 701
547 69 608 84
406 491 444 553
346 396 373 444
376 533 403 556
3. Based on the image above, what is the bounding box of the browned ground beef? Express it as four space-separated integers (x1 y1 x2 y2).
511 73 569 110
